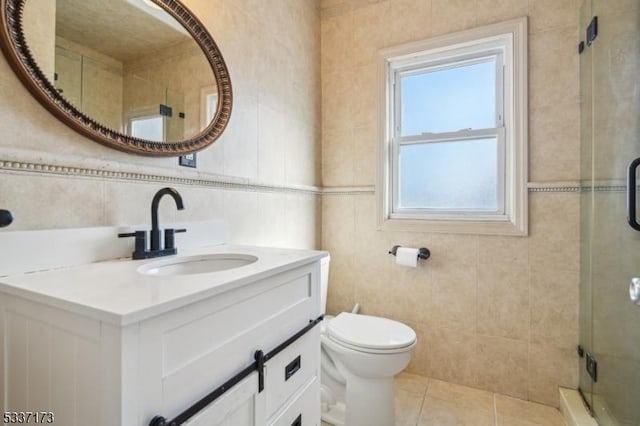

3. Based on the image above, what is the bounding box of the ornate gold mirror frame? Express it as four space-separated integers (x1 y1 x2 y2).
0 0 232 156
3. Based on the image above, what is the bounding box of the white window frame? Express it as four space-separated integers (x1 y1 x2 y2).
200 85 218 131
377 18 528 236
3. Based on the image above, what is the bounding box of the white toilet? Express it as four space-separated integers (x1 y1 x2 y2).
319 255 417 426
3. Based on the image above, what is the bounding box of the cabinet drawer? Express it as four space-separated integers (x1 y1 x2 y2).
268 375 319 426
266 326 320 417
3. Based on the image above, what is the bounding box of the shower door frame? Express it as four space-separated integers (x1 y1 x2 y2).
578 1 640 424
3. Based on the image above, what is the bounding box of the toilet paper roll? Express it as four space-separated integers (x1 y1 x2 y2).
395 247 419 268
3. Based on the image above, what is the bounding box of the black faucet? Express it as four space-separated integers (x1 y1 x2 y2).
150 187 184 251
118 188 186 260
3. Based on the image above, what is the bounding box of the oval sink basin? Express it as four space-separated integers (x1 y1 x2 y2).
138 253 258 276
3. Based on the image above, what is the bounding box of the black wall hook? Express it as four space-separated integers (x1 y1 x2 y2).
0 209 13 228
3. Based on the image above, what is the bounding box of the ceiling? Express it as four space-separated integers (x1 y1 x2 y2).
55 0 192 63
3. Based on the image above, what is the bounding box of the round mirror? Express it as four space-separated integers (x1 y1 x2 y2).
0 0 232 156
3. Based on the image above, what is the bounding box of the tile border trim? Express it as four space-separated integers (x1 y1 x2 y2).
0 159 322 195
0 158 626 195
323 183 589 194
527 182 629 192
322 186 376 195
322 181 627 195
527 182 581 192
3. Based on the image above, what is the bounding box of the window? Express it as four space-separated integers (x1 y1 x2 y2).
378 18 528 235
129 114 164 141
206 93 218 122
200 86 218 130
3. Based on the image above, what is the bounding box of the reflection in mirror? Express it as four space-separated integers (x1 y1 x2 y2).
22 0 219 143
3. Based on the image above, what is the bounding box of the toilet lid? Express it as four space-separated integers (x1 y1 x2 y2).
326 312 416 350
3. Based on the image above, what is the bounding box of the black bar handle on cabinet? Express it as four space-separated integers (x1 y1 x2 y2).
628 158 640 231
255 350 265 392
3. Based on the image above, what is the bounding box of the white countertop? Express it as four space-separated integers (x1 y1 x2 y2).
0 245 327 326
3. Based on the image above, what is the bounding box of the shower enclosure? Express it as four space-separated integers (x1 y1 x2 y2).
578 1 640 425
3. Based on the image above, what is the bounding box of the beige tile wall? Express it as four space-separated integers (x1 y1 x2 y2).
0 0 321 250
320 0 581 407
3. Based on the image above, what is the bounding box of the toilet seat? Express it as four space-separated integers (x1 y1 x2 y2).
326 312 416 354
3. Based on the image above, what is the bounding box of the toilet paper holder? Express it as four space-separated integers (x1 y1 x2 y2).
388 245 430 260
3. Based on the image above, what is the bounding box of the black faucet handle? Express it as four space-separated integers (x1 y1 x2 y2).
164 228 187 251
118 230 147 257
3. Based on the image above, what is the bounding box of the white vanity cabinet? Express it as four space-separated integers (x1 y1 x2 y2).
0 247 324 426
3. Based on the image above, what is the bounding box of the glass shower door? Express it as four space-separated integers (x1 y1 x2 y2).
579 1 640 424
578 0 594 413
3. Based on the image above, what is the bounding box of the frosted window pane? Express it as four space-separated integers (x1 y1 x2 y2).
399 138 498 210
131 116 164 141
206 93 218 123
401 60 496 136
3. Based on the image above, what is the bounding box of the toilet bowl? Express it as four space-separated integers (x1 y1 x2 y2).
319 255 417 426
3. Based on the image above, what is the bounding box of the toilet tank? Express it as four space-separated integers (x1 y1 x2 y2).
320 254 330 315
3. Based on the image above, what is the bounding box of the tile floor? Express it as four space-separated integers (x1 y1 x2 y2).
321 372 567 426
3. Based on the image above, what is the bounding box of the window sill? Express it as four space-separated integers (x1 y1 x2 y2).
377 216 528 236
